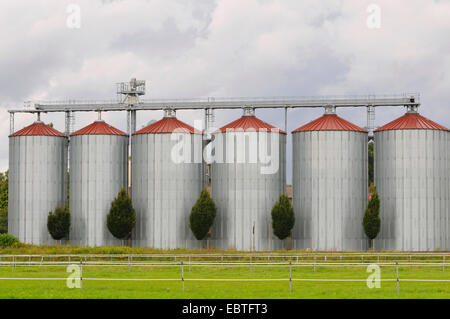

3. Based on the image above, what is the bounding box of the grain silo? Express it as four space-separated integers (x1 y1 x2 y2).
70 118 128 246
374 107 449 251
132 110 203 249
210 108 286 251
292 107 368 251
8 118 67 245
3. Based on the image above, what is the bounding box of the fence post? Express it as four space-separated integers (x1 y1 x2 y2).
181 261 184 292
396 261 399 294
289 261 292 292
80 260 83 289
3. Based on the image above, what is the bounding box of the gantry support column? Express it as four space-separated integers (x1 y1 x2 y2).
366 105 375 138
10 113 14 135
284 107 288 134
202 108 214 190
127 109 137 195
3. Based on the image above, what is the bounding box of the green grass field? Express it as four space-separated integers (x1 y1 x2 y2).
1 245 449 299
0 264 449 299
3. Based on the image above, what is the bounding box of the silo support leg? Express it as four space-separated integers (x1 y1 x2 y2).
10 113 14 135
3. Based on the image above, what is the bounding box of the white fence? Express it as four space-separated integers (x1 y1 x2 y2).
1 253 449 294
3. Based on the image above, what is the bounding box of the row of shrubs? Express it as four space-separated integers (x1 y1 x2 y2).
45 187 296 246
2 186 380 249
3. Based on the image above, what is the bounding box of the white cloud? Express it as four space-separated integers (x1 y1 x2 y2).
0 0 449 182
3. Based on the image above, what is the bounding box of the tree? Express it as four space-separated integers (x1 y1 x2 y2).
368 182 376 194
363 185 381 249
0 171 8 210
0 208 7 234
271 193 295 248
368 141 374 186
189 188 217 248
107 188 136 244
47 205 70 242
0 171 8 233
66 171 70 203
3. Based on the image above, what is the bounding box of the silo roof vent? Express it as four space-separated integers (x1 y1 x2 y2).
406 105 419 114
242 107 255 117
133 117 201 135
324 105 336 115
292 114 367 133
71 121 127 136
163 109 176 118
9 122 65 137
375 112 448 132
215 115 286 134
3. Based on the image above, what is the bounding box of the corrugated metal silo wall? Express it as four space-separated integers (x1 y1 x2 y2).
70 134 128 246
8 135 67 245
292 131 368 251
131 133 203 248
210 132 286 251
374 129 449 251
448 131 450 250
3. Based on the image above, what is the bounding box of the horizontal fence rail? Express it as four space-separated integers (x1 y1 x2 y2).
0 253 448 258
1 277 449 282
0 261 447 267
0 253 448 266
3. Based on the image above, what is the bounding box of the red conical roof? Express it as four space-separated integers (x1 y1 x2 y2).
71 121 127 136
292 114 367 133
375 112 448 132
133 117 201 135
215 116 286 134
9 122 65 137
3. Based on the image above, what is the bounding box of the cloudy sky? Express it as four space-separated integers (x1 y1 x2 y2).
0 0 449 183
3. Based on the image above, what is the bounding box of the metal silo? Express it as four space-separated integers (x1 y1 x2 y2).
374 107 449 251
132 110 203 249
292 107 368 251
8 119 67 245
210 108 286 251
70 118 128 246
